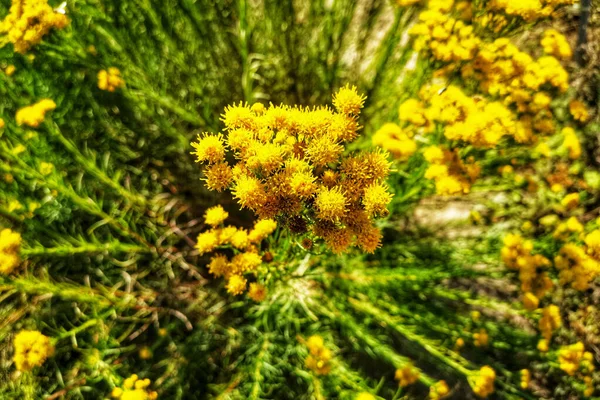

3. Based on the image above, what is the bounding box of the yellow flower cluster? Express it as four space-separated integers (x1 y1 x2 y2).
429 380 450 400
191 86 392 254
501 234 552 297
520 369 531 389
473 329 489 347
111 374 158 400
555 241 600 291
13 330 54 371
409 10 480 62
569 100 589 123
247 282 267 302
561 127 581 159
197 207 276 296
541 29 572 60
372 123 416 160
0 228 21 274
423 146 480 196
558 342 594 376
394 364 420 387
539 304 561 342
305 335 332 375
98 68 125 92
0 0 68 53
15 99 56 127
552 216 583 240
469 366 495 398
488 0 575 22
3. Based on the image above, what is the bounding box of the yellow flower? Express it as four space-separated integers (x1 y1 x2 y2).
315 186 347 222
138 347 152 360
15 99 56 128
395 364 420 387
191 133 226 164
98 68 125 92
39 162 54 176
208 254 229 277
204 205 228 227
4 65 16 76
195 230 219 255
363 183 393 217
355 393 376 400
561 193 579 210
230 251 262 274
0 229 21 275
569 100 589 123
231 175 266 211
248 283 267 302
112 374 158 400
332 84 366 115
537 339 549 352
429 380 450 400
523 292 539 311
226 274 247 295
562 127 581 160
0 0 69 53
520 369 531 389
541 29 572 60
470 366 495 398
474 329 489 347
539 305 561 341
305 335 332 375
13 330 54 371
203 162 233 192
423 146 445 164
558 342 586 376
248 219 277 243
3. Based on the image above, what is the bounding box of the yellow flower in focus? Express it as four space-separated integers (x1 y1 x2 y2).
98 68 125 92
0 0 69 53
569 100 589 123
15 99 56 128
395 364 420 387
248 219 277 243
208 254 229 277
191 133 226 164
196 230 219 255
315 186 347 222
248 282 267 302
13 330 54 371
226 274 247 295
332 84 366 115
363 183 392 218
204 205 229 227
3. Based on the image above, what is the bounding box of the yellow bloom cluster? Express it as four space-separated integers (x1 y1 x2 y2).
423 146 480 196
410 10 480 62
372 123 416 160
394 364 420 387
552 216 583 240
554 242 600 291
520 369 531 389
541 29 572 60
111 374 158 400
473 329 489 347
561 127 581 159
15 99 56 127
13 330 54 371
191 86 392 254
247 282 267 302
569 100 589 123
539 304 561 342
488 0 575 22
558 342 594 376
501 234 552 297
429 380 450 400
98 68 125 92
305 335 332 375
197 209 276 296
0 228 21 274
0 0 68 53
469 366 495 398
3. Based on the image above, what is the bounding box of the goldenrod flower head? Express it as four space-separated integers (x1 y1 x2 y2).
430 380 450 400
208 254 229 277
305 335 332 375
423 146 445 164
112 375 158 400
558 342 586 376
0 0 69 53
204 205 228 227
0 228 21 275
203 162 233 192
226 274 247 295
372 123 417 160
520 369 531 389
541 29 572 60
395 364 420 387
470 366 496 398
356 225 382 253
363 183 392 217
13 330 54 371
196 230 219 255
248 282 267 302
98 68 125 92
569 99 589 123
561 192 579 210
232 174 266 210
15 99 56 127
231 251 262 274
561 127 581 160
332 84 365 115
39 162 54 176
315 186 347 222
191 133 226 164
248 219 277 243
539 304 561 341
229 229 250 249
523 292 539 311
